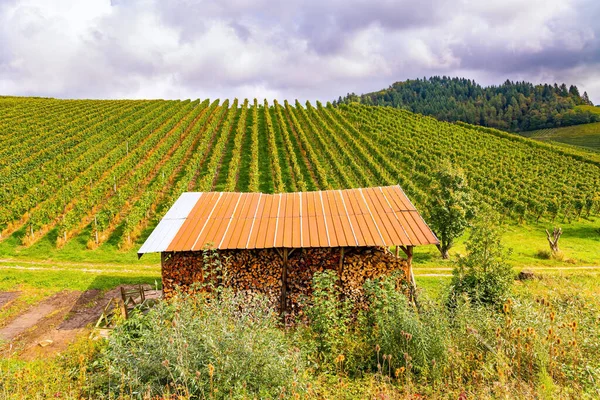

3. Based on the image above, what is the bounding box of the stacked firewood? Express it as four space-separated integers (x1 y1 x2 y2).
161 247 408 311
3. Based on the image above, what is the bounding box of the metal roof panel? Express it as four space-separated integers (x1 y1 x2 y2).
138 186 438 255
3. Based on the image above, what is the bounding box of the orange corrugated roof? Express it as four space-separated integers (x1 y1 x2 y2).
139 186 439 254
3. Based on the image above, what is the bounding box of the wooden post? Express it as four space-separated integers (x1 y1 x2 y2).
406 245 415 288
398 245 418 308
280 248 288 316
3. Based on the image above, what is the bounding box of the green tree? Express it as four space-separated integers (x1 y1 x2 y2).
426 164 475 259
449 213 513 307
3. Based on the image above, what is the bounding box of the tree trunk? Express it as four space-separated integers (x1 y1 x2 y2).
437 244 450 260
545 227 562 253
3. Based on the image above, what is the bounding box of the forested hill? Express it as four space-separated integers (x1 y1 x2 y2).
335 77 598 132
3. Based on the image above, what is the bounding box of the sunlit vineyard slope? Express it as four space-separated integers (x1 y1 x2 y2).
520 121 600 152
1 97 598 256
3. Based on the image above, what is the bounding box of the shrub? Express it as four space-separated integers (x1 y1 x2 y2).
536 249 552 259
363 275 447 381
300 270 367 374
449 213 514 308
100 288 305 399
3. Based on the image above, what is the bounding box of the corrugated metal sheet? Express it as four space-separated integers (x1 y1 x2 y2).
138 186 438 255
137 192 202 255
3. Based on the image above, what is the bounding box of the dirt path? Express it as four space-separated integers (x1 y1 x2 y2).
0 286 160 360
1 302 61 341
0 292 19 308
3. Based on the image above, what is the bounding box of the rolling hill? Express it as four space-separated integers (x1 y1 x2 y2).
520 121 600 152
336 76 598 132
0 97 598 262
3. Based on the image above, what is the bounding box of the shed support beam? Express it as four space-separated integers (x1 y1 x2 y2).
397 245 417 306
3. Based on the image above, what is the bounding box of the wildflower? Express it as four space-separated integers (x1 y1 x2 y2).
375 344 381 353
550 312 555 322
556 338 562 345
516 327 522 336
195 371 201 378
208 364 215 378
162 359 170 367
496 328 501 338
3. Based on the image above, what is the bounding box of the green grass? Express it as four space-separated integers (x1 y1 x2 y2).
212 107 242 190
0 222 160 265
256 105 274 193
413 217 600 269
270 107 295 191
235 107 254 192
521 121 600 152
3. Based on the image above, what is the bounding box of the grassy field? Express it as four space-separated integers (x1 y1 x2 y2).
414 217 600 268
521 120 600 152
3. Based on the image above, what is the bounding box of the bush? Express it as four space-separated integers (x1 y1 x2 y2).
536 249 552 260
363 275 447 381
299 270 367 374
100 288 305 399
449 213 514 308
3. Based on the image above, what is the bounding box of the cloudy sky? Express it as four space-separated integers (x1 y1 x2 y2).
1 0 599 103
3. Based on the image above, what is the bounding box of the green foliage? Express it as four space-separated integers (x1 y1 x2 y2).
0 97 598 262
426 163 475 259
301 270 365 373
336 76 598 132
363 276 447 379
522 120 600 152
3 271 600 399
449 213 514 307
101 288 305 399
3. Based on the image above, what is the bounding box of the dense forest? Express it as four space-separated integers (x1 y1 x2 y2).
335 77 599 132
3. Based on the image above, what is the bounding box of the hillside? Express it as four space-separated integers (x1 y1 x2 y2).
336 76 598 131
521 121 600 152
0 97 599 261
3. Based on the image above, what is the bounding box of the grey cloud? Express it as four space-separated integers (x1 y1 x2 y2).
0 0 599 103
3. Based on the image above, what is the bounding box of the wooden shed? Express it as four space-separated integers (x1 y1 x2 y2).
138 186 438 313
